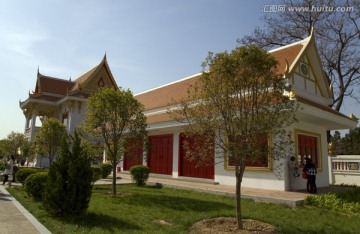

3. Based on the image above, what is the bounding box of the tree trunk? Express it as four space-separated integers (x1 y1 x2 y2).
112 162 117 197
235 166 243 230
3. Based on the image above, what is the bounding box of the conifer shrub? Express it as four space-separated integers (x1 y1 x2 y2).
24 172 48 200
90 166 102 186
129 165 150 186
43 131 93 216
99 163 112 179
16 168 38 185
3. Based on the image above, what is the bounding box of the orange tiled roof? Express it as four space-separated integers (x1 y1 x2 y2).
135 74 201 111
136 43 304 112
71 66 99 91
270 44 303 74
36 74 75 95
34 61 101 98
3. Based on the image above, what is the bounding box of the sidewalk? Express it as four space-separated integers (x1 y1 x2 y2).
0 184 51 234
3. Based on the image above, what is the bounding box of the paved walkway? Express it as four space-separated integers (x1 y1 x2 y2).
0 174 350 234
0 184 51 234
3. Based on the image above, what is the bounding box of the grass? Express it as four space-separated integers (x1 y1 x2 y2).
7 184 360 234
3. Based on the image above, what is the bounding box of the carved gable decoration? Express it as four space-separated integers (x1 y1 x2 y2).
269 29 334 107
71 56 118 94
291 41 332 100
79 64 117 92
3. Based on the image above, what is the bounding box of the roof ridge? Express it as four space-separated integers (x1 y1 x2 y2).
135 72 202 96
73 64 99 83
268 36 310 53
38 73 75 83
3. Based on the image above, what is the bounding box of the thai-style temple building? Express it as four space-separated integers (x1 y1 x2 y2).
19 56 118 166
20 30 357 191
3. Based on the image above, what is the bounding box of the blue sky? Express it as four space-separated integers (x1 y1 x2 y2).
0 0 358 139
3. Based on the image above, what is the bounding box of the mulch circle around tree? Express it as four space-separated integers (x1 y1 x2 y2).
190 217 278 234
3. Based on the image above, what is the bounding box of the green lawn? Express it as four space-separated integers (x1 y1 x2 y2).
7 184 360 234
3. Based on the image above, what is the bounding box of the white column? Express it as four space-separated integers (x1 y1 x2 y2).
172 132 180 178
328 156 334 185
29 110 38 142
67 101 75 134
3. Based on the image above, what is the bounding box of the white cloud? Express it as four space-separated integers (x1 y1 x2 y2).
1 30 50 56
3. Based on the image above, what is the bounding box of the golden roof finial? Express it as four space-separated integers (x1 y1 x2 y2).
349 113 359 121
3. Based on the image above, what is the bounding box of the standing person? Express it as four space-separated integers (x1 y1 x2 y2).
288 156 300 191
303 158 317 194
2 155 15 186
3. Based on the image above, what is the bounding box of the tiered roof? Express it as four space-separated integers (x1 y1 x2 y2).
21 55 117 106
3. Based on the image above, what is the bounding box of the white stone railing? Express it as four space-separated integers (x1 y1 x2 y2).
329 155 360 186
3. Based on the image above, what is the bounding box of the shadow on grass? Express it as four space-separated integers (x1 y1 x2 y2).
336 187 360 203
58 212 141 232
93 184 233 212
93 186 110 191
129 193 233 212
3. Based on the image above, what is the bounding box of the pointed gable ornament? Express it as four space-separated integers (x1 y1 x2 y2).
329 84 333 94
284 59 290 76
349 113 359 122
98 77 105 87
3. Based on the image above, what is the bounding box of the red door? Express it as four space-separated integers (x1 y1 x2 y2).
179 134 214 179
123 140 143 171
147 135 173 175
298 134 318 168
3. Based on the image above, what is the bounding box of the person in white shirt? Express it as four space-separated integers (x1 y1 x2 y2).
2 155 15 185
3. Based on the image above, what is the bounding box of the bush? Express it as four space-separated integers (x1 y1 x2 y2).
130 165 150 186
305 187 360 214
16 168 38 185
24 172 48 200
91 166 102 185
99 163 113 179
43 131 92 216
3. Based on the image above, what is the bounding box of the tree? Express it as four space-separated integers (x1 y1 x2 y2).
80 140 104 163
19 140 32 166
342 127 360 154
0 139 7 159
330 130 343 155
172 45 298 229
43 131 92 215
34 118 67 165
240 0 359 112
0 132 30 164
332 127 360 155
82 87 147 197
5 132 25 156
